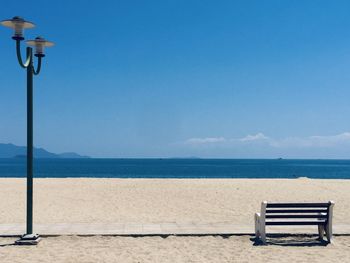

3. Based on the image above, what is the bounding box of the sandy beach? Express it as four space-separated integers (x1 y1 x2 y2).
1 235 350 263
0 178 349 262
1 178 350 224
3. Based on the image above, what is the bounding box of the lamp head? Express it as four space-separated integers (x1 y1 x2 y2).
26 36 54 57
0 16 35 40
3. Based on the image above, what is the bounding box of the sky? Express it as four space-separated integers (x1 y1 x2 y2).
1 0 350 158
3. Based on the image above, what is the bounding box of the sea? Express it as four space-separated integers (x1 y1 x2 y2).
0 158 350 179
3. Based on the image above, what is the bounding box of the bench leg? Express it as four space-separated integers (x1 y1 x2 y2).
260 225 266 244
326 223 333 243
254 213 266 244
254 213 260 238
318 225 325 240
326 201 334 243
255 213 266 244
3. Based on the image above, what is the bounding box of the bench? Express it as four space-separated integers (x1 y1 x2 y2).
254 201 335 244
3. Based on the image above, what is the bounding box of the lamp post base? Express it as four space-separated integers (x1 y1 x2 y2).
15 233 41 245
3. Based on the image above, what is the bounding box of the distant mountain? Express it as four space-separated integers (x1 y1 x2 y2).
0 143 89 159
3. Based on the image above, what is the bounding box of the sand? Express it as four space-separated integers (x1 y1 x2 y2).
0 178 349 262
1 235 350 263
0 178 349 224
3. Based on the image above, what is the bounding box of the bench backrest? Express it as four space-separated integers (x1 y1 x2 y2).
261 201 334 226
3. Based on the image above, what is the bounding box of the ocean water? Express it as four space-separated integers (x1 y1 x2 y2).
0 158 350 179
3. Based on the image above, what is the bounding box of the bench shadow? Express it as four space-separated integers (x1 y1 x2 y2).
0 241 16 247
251 234 330 247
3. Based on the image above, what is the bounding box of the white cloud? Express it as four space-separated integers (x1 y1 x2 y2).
270 132 350 148
185 137 226 145
239 133 269 142
309 132 350 146
183 132 350 148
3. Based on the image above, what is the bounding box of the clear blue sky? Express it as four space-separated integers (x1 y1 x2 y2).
1 0 350 158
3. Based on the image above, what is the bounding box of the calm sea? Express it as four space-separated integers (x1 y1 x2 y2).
0 158 350 179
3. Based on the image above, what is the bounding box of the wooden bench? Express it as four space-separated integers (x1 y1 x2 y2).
254 201 335 244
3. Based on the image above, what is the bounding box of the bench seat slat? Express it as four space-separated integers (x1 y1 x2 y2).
266 221 326 226
266 203 329 208
266 209 328 213
266 214 328 219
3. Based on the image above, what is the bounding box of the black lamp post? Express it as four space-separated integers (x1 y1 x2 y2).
1 16 54 245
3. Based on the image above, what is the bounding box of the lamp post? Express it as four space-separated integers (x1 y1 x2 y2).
1 16 54 245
